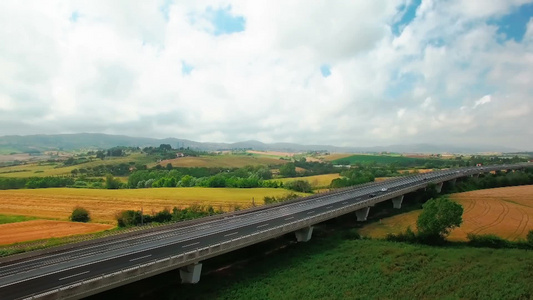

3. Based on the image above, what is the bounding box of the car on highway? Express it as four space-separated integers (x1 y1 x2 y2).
369 194 376 198
380 188 388 192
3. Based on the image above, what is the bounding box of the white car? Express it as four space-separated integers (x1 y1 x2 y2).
380 188 388 192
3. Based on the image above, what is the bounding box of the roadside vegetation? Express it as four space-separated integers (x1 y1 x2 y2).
95 226 533 300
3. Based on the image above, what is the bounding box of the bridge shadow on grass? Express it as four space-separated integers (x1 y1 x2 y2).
88 221 351 300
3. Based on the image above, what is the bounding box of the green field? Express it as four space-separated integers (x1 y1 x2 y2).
0 214 39 224
332 154 430 165
0 153 152 178
97 228 533 300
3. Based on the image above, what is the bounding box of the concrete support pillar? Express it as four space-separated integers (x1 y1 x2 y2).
435 182 444 193
355 207 370 222
295 226 314 242
470 173 479 178
448 178 457 187
180 263 203 284
392 195 404 209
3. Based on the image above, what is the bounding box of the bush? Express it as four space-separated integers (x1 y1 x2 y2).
385 227 417 243
285 180 312 193
526 230 533 245
467 233 511 249
70 206 90 223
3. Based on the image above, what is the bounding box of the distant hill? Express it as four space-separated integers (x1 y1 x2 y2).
0 133 521 154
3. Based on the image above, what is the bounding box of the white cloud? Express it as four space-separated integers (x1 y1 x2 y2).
0 0 532 149
473 95 491 108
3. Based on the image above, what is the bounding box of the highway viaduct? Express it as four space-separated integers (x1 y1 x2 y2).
0 163 531 300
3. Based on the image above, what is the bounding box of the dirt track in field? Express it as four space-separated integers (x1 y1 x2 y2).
0 220 112 245
359 185 533 241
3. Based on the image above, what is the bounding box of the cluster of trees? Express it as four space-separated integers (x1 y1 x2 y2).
0 176 74 190
62 157 90 166
452 169 533 192
115 205 223 227
71 162 141 177
284 180 313 193
330 168 377 188
142 144 208 160
263 193 300 204
127 166 277 189
93 146 140 160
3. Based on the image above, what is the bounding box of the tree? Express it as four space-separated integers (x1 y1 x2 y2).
70 206 90 222
105 174 121 189
285 180 312 193
279 162 297 177
417 198 463 239
96 150 106 160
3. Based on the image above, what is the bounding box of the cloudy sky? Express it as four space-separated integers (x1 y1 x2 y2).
1 1 532 149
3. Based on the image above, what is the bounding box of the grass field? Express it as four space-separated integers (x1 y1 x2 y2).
332 154 427 165
0 188 307 224
359 185 533 241
157 155 285 168
0 220 113 245
321 153 353 161
97 230 533 300
274 173 341 189
0 153 151 178
0 214 39 224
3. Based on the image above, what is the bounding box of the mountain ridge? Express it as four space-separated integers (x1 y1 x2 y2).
0 133 521 154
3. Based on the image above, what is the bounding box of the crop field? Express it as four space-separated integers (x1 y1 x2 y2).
274 173 341 189
0 153 151 178
332 154 427 165
158 155 285 168
359 185 533 241
321 153 353 161
0 188 307 224
246 150 295 158
0 220 113 245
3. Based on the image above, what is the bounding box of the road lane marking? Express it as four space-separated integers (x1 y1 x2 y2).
58 270 90 281
129 254 152 262
307 211 315 214
224 232 238 237
326 206 333 209
256 223 269 228
284 216 294 220
182 242 200 248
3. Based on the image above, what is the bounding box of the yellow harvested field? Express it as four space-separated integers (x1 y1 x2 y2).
359 185 533 241
275 174 341 188
0 220 113 245
0 188 306 224
158 155 284 168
